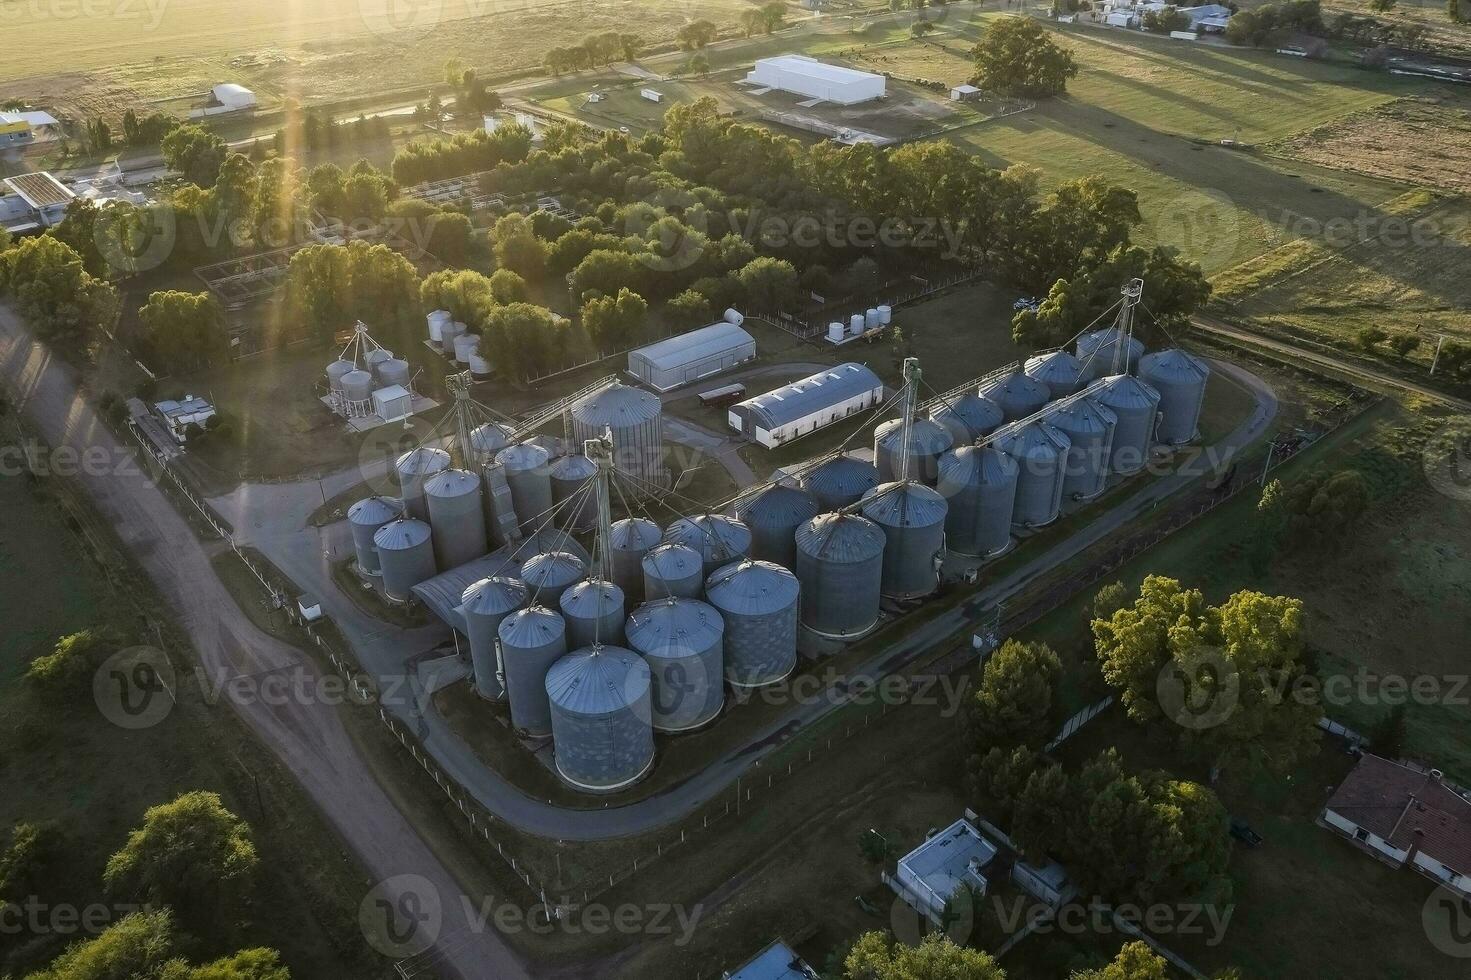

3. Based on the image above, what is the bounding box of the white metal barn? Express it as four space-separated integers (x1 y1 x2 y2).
746 56 886 105
628 321 757 392
729 362 883 448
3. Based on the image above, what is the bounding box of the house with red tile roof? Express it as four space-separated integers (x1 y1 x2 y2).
1321 753 1471 898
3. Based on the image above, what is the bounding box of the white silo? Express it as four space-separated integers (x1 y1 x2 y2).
347 495 402 575
427 309 451 349
929 392 1004 447
874 416 954 486
1139 349 1210 446
1092 375 1162 476
800 454 880 511
723 308 744 326
995 420 1070 528
461 576 529 700
610 518 662 604
663 514 753 577
642 543 704 600
395 446 452 521
1077 327 1145 380
1024 351 1087 399
453 332 478 365
828 321 844 343
520 551 585 606
878 305 892 325
849 313 864 335
937 446 1018 558
373 518 437 602
1049 396 1118 501
734 483 820 568
500 605 568 736
495 443 554 533
980 370 1051 422
793 513 885 640
546 647 655 792
705 560 799 688
860 482 949 601
625 598 726 732
549 453 598 532
559 578 626 648
424 468 487 569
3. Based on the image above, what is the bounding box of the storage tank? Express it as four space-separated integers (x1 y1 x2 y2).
424 468 486 569
453 332 478 365
734 483 820 568
461 576 529 700
937 447 1019 558
341 369 373 405
873 417 954 486
929 393 1004 446
347 495 401 575
828 321 844 342
395 446 452 521
662 514 752 577
610 518 662 604
520 551 585 606
469 422 515 464
569 383 664 487
468 351 491 377
326 359 355 393
1049 396 1118 501
878 305 892 325
860 482 948 600
1077 328 1145 380
995 421 1070 528
723 308 744 326
499 604 566 735
1139 349 1210 446
625 598 725 731
980 370 1050 422
800 454 880 510
793 513 885 639
376 357 411 389
365 348 392 373
1093 374 1162 476
427 309 451 348
849 313 864 335
1024 351 1087 398
705 560 799 688
441 319 466 351
546 647 654 792
559 578 626 649
642 543 703 600
549 453 598 532
865 308 880 329
373 518 436 601
495 443 554 533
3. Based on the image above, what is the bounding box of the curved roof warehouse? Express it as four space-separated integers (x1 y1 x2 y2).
728 362 883 448
627 321 756 392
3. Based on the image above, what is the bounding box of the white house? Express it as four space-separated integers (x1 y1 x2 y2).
746 56 886 105
0 109 58 146
1321 753 1471 898
728 362 883 448
888 818 1000 926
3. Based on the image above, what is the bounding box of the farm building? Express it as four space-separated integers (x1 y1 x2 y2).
626 320 756 392
0 172 75 232
949 84 981 101
212 83 257 110
0 109 57 146
746 56 886 105
1321 753 1471 898
724 939 820 979
728 362 883 448
888 818 1001 926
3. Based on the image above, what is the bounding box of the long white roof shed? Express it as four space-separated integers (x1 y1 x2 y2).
747 55 886 105
628 321 756 392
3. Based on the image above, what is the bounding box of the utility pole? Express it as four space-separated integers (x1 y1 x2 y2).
1430 333 1448 376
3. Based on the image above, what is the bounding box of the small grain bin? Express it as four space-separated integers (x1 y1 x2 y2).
1092 374 1162 476
1024 351 1086 399
610 518 662 604
662 514 752 577
980 370 1051 422
994 420 1070 528
929 393 1004 446
520 551 585 606
341 369 374 406
469 422 514 464
860 482 948 600
395 446 452 521
936 446 1019 558
641 543 704 600
500 605 567 735
560 578 626 649
373 518 437 601
495 443 554 534
1077 327 1145 380
625 598 725 731
347 495 401 575
549 453 598 532
873 416 954 486
705 560 800 688
1049 396 1118 501
424 468 487 569
1139 349 1210 446
461 576 529 700
569 383 664 487
376 357 411 390
326 359 355 394
800 454 880 510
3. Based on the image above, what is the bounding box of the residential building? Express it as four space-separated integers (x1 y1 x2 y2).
888 818 1001 926
0 109 58 146
729 362 883 448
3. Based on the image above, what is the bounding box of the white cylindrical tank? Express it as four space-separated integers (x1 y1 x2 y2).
878 304 892 325
468 351 491 377
462 576 529 700
723 308 744 326
347 495 402 575
1139 349 1210 446
395 446 452 521
453 333 478 365
500 605 567 736
704 560 799 688
828 321 844 342
373 518 437 602
424 468 486 569
642 543 703 600
865 307 879 328
427 309 451 348
559 578 626 649
625 598 726 732
849 314 864 336
546 647 655 792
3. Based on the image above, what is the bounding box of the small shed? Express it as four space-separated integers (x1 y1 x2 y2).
889 818 1001 926
372 384 413 423
297 595 323 622
949 84 981 101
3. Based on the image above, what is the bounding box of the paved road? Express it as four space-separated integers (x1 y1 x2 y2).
212 355 1276 842
0 307 527 980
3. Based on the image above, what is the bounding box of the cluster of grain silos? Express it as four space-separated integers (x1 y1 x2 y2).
347 496 402 575
325 322 416 421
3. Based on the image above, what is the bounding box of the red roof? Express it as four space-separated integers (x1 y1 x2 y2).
1326 754 1471 873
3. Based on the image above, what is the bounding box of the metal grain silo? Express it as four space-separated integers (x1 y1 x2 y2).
733 484 819 568
662 514 752 577
705 560 799 688
1024 351 1086 398
519 551 585 607
1139 349 1210 446
610 518 662 604
800 454 880 511
625 598 725 731
929 393 1004 447
873 417 954 486
326 359 355 393
395 447 451 521
995 421 1070 528
341 369 373 405
365 347 392 373
980 370 1051 423
1048 397 1118 501
376 358 411 389
546 647 654 792
549 453 598 532
499 605 567 736
347 495 401 575
1077 328 1145 380
936 447 1019 558
642 543 704 600
424 468 487 569
461 576 529 700
560 578 626 648
793 513 885 639
495 443 554 533
860 482 948 600
469 422 515 464
1093 375 1162 476
373 518 437 601
569 383 664 487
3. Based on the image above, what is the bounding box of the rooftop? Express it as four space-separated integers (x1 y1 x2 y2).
897 818 1000 909
726 940 819 980
736 362 882 430
2 172 74 210
755 54 882 85
1327 754 1471 872
631 321 755 371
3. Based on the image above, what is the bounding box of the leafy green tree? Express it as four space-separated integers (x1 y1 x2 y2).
1452 0 1465 22
492 212 548 281
161 124 228 187
0 822 57 903
47 199 109 278
971 17 1078 97
1356 326 1388 351
1370 0 1397 10
0 235 119 349
569 248 646 303
488 268 527 304
844 932 1005 980
971 640 1062 748
24 631 102 697
1011 763 1072 861
137 291 232 373
1093 581 1130 622
420 268 498 330
667 288 714 326
760 1 788 32
481 302 569 380
284 241 421 347
24 909 289 980
1068 941 1170 979
1261 468 1371 549
424 211 475 266
735 256 798 310
677 19 719 49
182 948 290 979
581 287 648 352
965 744 1038 823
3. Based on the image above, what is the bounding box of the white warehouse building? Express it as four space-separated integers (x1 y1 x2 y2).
729 362 883 448
628 321 756 392
746 55 886 105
